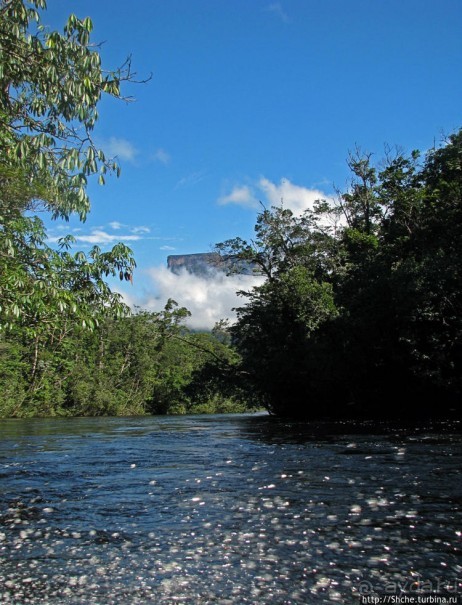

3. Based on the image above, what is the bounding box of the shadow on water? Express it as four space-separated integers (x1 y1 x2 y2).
233 413 462 445
1 412 460 440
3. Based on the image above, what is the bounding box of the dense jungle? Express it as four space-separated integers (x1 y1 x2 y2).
1 1 460 419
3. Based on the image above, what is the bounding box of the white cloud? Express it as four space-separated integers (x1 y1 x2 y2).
266 2 290 23
258 177 333 214
73 230 142 245
48 223 155 246
109 221 124 230
103 137 138 162
152 148 171 165
217 185 259 209
131 226 151 234
160 245 176 251
218 177 334 215
122 266 264 330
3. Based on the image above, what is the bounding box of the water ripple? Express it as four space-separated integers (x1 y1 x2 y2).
0 415 461 603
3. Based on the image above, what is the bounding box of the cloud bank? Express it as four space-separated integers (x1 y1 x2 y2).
217 177 334 215
125 266 265 331
259 178 333 214
217 185 259 209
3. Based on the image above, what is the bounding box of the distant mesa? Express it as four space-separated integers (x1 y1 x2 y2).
167 253 223 276
167 253 256 277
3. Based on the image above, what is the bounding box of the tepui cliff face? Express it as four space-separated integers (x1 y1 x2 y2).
167 253 256 276
167 253 224 276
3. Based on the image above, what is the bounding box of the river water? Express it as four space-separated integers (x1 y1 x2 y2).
0 414 461 604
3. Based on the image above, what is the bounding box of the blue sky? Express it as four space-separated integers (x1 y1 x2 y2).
44 0 462 327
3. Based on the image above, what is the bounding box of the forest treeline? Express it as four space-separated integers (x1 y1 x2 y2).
1 2 460 418
0 300 249 417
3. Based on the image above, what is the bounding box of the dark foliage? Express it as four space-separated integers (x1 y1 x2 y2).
217 131 462 419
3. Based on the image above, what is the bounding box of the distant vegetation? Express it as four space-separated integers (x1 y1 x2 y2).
0 2 460 418
0 299 250 417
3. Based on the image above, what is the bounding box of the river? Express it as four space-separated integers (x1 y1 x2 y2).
0 414 461 604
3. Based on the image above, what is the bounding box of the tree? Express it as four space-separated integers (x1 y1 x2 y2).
63 302 192 417
230 265 338 415
335 135 462 414
0 0 134 216
0 1 144 412
217 206 340 416
394 132 462 405
0 0 139 334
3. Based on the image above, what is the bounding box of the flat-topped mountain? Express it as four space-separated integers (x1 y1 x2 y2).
167 253 256 276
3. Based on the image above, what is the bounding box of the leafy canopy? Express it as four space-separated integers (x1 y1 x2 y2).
0 0 140 331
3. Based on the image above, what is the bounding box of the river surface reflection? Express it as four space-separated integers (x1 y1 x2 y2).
0 414 461 604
